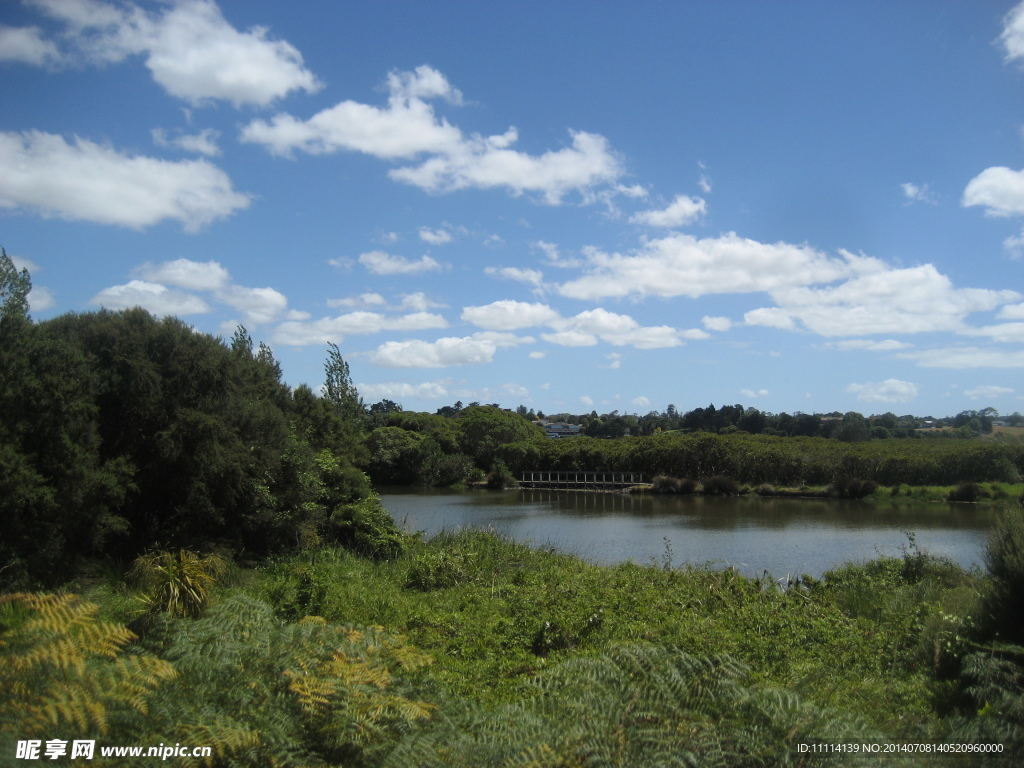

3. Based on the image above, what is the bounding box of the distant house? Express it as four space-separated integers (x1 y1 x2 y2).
536 421 582 439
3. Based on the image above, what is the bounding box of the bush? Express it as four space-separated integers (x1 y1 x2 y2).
827 476 878 499
979 509 1024 645
947 482 983 502
700 475 740 496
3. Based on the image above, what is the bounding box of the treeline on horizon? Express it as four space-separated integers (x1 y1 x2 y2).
3 248 1023 588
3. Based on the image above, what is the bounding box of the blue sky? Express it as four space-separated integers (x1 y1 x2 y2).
2 0 1024 418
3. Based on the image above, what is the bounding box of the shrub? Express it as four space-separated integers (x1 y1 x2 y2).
328 494 407 559
827 476 878 499
129 549 227 619
979 509 1024 645
406 548 472 591
947 482 983 502
700 475 740 496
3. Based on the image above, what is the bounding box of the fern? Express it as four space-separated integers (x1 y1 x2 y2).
384 644 881 768
0 592 175 744
135 594 435 767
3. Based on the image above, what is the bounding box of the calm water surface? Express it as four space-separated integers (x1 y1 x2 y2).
379 487 998 578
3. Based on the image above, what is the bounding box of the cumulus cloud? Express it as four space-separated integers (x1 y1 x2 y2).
357 380 450 401
418 227 452 245
96 258 294 326
462 300 685 349
484 266 545 290
91 279 211 316
999 303 1024 320
744 307 797 330
359 250 442 275
0 24 63 66
846 378 919 404
22 0 320 106
152 127 221 156
558 233 851 301
217 285 288 325
0 130 249 230
1000 1 1024 63
964 385 1015 400
462 300 561 331
242 65 623 203
272 310 447 346
827 339 914 352
702 316 733 332
765 264 1019 337
135 258 230 291
369 336 497 368
629 194 706 227
740 389 769 399
962 166 1024 217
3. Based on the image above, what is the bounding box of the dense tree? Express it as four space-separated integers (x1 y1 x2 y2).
324 342 365 429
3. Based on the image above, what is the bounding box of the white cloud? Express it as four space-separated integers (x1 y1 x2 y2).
744 307 797 330
768 264 1019 337
1000 1 1024 63
529 351 546 359
740 389 769 399
559 233 851 301
242 65 623 203
462 300 561 331
217 284 288 325
846 378 919 404
540 330 598 347
702 316 733 332
901 182 936 204
484 266 544 290
680 328 711 340
328 293 388 309
462 301 684 349
0 130 249 230
602 353 622 370
632 396 651 408
418 227 452 245
27 0 320 107
964 385 1014 400
359 250 442 275
629 194 706 227
399 292 446 311
962 166 1024 217
91 279 210 316
896 347 1024 369
969 322 1024 343
272 311 448 346
389 128 623 203
152 127 221 156
580 396 594 407
369 336 497 368
0 24 63 66
27 285 56 312
135 258 231 291
828 339 914 351
358 380 450 401
470 331 535 348
999 303 1024 320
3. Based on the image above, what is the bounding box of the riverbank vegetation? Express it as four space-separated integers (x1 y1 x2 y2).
4 518 1024 765
3 253 1024 765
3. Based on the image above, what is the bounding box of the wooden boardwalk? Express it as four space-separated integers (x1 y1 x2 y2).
519 470 645 489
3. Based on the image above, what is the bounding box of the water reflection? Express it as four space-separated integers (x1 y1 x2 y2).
378 487 997 578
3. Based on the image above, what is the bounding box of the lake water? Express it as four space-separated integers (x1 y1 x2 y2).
378 487 999 579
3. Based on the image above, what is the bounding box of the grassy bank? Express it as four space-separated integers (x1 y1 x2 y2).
20 520 1007 765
